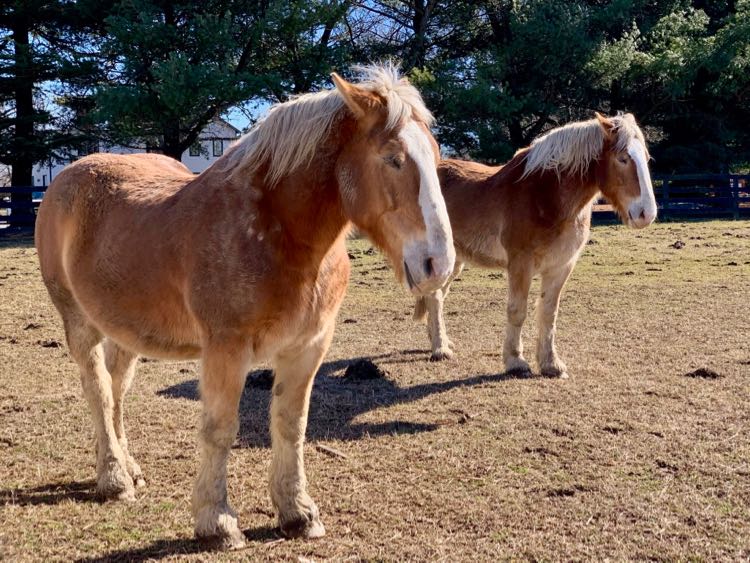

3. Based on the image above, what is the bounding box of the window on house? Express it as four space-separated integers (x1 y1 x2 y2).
212 140 223 157
189 142 201 157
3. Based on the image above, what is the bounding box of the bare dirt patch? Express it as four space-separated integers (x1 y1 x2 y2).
1 221 749 561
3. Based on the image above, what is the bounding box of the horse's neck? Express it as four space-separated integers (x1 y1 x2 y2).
555 166 601 222
196 151 349 270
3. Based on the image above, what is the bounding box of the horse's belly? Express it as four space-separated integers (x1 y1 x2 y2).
458 238 508 269
70 268 202 359
96 312 202 360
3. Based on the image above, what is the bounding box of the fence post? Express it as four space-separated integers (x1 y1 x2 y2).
731 176 740 220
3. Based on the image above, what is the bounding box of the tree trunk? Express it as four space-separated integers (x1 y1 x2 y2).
162 119 183 161
508 120 526 148
10 16 34 193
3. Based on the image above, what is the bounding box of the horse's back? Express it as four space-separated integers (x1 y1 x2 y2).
38 153 188 267
438 158 500 189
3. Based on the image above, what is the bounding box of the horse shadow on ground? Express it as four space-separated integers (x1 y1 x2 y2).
157 350 529 449
0 480 98 507
73 526 279 563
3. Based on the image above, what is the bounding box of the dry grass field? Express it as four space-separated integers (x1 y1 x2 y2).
0 220 749 562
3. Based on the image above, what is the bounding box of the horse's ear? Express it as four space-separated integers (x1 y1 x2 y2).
595 112 615 137
331 72 378 120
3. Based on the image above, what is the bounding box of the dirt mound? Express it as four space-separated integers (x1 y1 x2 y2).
343 358 388 381
684 367 722 379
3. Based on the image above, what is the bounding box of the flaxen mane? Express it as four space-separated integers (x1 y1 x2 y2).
521 113 647 179
223 62 434 186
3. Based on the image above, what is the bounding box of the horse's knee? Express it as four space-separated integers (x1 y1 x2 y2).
507 303 527 327
199 412 239 450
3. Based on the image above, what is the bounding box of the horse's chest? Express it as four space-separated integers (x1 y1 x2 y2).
252 251 350 358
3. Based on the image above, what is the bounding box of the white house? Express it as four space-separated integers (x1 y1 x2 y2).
32 118 241 186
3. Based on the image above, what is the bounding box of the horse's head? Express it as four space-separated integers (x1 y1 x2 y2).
595 112 657 229
331 68 455 295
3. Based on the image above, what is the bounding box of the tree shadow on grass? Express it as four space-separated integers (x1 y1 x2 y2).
75 525 278 563
157 350 530 448
0 480 98 507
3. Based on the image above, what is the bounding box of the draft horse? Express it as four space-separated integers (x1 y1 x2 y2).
414 113 656 377
35 64 455 549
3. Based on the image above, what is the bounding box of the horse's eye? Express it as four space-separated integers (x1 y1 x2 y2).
617 154 629 164
385 154 404 169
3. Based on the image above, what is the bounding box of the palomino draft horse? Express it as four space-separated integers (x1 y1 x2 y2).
414 113 656 376
35 64 455 549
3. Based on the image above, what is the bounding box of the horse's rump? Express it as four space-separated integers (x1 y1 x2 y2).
36 153 204 358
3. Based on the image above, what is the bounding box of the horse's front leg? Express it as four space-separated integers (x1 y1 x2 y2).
536 261 575 378
192 340 250 549
426 261 464 360
503 261 532 374
269 323 334 539
426 290 453 361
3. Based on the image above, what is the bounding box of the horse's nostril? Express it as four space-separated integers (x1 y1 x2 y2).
639 209 646 220
424 257 434 277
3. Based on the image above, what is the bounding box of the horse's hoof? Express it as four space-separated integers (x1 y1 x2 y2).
279 500 326 539
429 348 454 362
98 484 135 502
541 361 568 379
126 457 146 488
280 515 326 539
195 508 246 550
542 368 569 379
504 357 531 375
97 462 136 501
197 531 247 551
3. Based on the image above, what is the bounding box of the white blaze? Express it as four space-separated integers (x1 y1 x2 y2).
399 120 455 280
627 138 657 224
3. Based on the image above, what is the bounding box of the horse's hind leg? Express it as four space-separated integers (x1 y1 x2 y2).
104 340 144 486
536 262 574 379
62 310 135 500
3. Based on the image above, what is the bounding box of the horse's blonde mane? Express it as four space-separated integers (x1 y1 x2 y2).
222 62 434 186
521 113 647 178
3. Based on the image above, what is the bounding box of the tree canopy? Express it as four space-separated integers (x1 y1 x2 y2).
1 0 748 179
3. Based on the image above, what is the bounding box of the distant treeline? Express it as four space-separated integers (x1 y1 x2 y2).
2 0 749 186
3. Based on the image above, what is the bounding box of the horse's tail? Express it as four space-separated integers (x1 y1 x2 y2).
413 297 428 322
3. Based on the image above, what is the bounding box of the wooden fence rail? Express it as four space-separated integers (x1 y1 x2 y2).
2 174 749 233
588 174 748 223
0 187 44 230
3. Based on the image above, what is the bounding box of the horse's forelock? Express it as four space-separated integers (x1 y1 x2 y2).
352 62 434 130
611 113 648 158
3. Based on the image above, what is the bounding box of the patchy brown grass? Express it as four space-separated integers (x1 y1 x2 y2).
0 220 749 562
